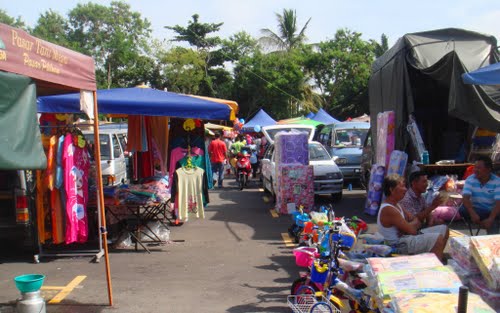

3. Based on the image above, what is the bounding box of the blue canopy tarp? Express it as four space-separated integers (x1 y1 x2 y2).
312 108 340 124
37 87 231 120
242 109 276 131
462 62 500 85
305 111 315 119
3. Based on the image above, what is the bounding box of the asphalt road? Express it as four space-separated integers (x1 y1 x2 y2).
0 178 474 313
0 178 372 313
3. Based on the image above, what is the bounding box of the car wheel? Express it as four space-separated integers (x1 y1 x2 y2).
332 192 342 202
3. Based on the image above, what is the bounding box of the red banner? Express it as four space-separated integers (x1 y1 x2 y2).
0 23 96 91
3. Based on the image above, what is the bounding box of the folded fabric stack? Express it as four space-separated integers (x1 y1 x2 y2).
275 164 314 214
376 266 462 301
449 236 481 274
390 292 495 313
469 277 500 310
364 254 458 310
367 253 442 276
470 235 500 291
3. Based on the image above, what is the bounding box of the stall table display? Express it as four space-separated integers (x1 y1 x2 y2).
390 292 496 313
470 235 500 290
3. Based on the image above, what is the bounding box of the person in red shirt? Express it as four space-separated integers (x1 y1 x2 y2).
208 132 228 188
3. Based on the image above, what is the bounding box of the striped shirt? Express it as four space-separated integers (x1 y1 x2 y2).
462 174 500 214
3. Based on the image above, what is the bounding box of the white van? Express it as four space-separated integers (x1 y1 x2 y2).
83 127 128 186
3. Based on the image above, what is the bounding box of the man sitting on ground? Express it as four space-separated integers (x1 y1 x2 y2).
377 174 449 261
399 171 444 226
459 156 500 234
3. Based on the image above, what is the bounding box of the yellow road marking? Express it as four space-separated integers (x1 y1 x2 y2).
41 286 65 290
281 233 295 247
48 275 87 304
270 209 279 218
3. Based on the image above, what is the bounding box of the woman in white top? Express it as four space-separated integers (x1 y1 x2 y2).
377 174 448 262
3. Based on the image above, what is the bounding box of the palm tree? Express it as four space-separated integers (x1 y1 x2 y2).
260 9 311 51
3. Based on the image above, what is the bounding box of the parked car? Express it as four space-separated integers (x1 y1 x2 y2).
260 125 344 201
315 122 370 186
82 127 129 186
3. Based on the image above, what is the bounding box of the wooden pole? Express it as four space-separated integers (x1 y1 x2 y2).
92 90 114 306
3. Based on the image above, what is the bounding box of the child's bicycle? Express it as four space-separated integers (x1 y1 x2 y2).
289 219 379 313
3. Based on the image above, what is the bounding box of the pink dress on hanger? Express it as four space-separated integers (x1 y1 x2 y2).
63 134 90 244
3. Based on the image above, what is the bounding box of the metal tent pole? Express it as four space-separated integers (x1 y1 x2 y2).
92 90 114 306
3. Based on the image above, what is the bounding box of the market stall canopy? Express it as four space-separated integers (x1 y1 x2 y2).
462 62 500 85
347 114 370 123
312 108 340 124
205 122 232 131
189 95 238 121
241 109 276 131
0 23 96 92
38 87 232 120
278 117 324 127
370 28 500 160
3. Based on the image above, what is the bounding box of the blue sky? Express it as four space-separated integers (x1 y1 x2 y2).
3 0 500 47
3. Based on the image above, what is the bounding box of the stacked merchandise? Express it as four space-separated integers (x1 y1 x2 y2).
469 235 500 309
448 236 482 284
391 292 495 313
364 254 462 310
448 235 500 310
274 132 314 214
364 164 385 216
375 111 395 169
386 150 408 177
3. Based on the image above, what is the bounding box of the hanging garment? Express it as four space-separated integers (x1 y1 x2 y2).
45 135 58 190
55 135 65 189
169 146 203 190
171 167 208 221
63 134 90 244
176 155 208 205
50 189 65 244
149 116 170 174
36 170 47 243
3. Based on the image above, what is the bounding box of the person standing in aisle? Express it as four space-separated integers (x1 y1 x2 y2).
208 132 228 188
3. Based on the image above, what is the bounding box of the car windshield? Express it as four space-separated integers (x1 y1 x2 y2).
84 134 111 160
334 128 369 147
308 143 331 161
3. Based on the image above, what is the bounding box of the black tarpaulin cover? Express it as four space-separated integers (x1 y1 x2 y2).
369 28 500 160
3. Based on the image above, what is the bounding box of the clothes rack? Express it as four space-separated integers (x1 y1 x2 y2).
34 125 104 263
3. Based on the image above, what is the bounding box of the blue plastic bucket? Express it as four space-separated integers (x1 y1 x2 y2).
14 274 45 293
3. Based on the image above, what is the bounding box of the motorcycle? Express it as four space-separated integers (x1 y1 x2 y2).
236 148 252 190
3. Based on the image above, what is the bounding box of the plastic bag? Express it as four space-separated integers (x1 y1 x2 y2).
140 221 169 242
310 211 328 224
114 232 132 248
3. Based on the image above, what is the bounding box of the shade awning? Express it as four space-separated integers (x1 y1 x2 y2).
312 108 340 124
241 109 276 131
462 62 500 85
38 87 232 120
188 95 238 120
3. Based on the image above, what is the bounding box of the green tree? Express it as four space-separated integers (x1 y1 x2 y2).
259 9 311 51
159 46 206 94
304 29 375 118
371 33 389 57
233 49 312 119
32 10 71 48
0 10 27 29
165 14 223 50
165 14 232 97
67 1 152 89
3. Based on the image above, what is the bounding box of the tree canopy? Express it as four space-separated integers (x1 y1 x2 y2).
2 4 388 119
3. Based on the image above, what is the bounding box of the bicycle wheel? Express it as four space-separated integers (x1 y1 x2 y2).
310 301 333 313
291 277 319 296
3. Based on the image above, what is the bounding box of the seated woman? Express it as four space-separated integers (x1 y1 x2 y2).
377 174 449 261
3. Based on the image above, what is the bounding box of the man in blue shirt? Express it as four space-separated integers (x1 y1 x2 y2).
459 156 500 234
